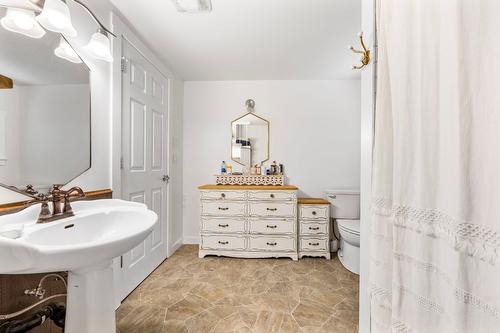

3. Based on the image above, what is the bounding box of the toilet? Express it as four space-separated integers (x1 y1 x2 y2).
326 188 360 275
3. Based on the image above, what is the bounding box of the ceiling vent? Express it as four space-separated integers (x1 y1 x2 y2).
172 0 212 13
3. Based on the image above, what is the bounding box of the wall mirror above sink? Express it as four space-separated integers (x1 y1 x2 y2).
231 99 270 170
0 22 91 196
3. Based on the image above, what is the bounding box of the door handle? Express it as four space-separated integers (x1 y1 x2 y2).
162 175 170 183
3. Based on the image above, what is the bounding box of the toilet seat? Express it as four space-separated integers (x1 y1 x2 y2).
337 219 360 235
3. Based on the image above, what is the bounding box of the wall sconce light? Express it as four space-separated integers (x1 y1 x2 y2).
349 32 371 70
54 36 82 63
36 0 77 37
84 28 113 62
0 8 45 38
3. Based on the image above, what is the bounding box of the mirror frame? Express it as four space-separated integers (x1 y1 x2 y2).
230 112 270 167
0 34 92 196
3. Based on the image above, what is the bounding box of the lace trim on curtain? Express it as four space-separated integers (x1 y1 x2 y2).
372 198 500 265
394 252 500 318
391 320 413 332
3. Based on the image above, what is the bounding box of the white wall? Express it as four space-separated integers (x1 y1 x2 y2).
183 80 360 242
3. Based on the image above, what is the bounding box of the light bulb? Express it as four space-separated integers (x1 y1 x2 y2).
36 0 77 37
1 8 45 39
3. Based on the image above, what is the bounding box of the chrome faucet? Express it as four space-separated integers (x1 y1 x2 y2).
0 184 85 223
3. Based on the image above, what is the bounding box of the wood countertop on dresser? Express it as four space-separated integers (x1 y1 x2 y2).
198 184 298 190
297 198 330 205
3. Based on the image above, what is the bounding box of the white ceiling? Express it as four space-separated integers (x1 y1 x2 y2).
111 0 361 81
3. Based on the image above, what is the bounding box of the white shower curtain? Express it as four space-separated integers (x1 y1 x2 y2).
370 0 500 332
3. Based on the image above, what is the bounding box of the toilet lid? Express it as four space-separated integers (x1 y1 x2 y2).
337 219 360 234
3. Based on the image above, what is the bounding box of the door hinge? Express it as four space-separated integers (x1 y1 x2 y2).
120 157 124 170
121 57 127 72
120 256 123 268
162 175 170 183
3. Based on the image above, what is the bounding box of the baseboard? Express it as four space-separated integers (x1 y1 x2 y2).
183 235 200 244
168 237 183 256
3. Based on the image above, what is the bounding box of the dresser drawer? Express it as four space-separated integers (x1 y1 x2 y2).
201 218 246 233
249 202 296 218
201 235 246 250
248 191 296 201
300 222 328 235
249 236 296 252
249 218 295 235
299 205 329 220
300 238 329 251
200 190 246 201
201 201 246 216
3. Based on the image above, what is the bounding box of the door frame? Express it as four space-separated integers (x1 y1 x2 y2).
110 13 175 304
359 0 376 331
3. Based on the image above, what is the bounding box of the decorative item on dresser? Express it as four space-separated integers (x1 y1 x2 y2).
198 185 299 261
297 198 331 259
215 174 285 186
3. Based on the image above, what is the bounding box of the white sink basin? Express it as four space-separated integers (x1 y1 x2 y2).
0 199 157 333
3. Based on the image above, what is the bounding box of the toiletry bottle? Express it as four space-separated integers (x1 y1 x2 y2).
271 161 277 175
221 161 227 174
279 164 284 175
256 164 261 175
227 164 233 175
251 165 257 175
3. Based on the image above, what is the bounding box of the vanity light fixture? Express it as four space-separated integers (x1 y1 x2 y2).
36 0 77 37
172 0 212 13
1 0 116 62
0 8 45 38
54 36 82 63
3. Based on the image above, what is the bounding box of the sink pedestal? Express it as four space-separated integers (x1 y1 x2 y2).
65 261 116 333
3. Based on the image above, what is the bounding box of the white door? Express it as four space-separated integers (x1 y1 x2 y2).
117 39 169 301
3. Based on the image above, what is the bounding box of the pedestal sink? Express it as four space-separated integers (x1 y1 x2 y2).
0 199 157 333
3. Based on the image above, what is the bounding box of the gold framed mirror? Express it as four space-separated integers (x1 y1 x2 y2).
231 100 269 170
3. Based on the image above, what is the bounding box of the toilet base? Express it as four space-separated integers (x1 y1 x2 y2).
338 238 360 275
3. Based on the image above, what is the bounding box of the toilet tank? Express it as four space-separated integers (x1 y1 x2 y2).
326 188 360 219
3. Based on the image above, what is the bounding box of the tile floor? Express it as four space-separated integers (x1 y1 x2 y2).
116 245 359 333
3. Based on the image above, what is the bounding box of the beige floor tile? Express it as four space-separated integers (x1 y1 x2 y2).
116 245 359 333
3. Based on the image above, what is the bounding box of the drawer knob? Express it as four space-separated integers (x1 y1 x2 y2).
267 242 277 246
266 208 278 211
266 225 277 229
218 224 229 228
309 242 320 246
270 194 275 198
221 193 226 198
218 241 229 245
312 211 317 215
218 207 229 211
309 227 320 231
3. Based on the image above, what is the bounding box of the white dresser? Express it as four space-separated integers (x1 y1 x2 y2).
198 185 299 261
298 198 331 259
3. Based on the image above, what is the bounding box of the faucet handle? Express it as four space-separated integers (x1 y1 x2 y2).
25 185 38 195
62 187 85 215
37 195 52 222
